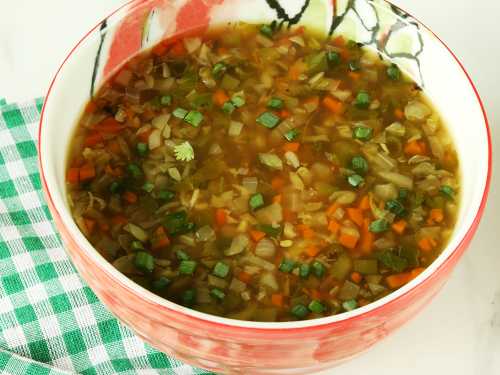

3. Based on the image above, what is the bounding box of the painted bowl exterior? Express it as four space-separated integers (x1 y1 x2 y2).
39 1 491 373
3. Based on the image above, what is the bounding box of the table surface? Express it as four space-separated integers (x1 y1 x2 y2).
1 1 498 374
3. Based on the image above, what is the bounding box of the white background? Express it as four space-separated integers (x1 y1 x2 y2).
0 1 499 374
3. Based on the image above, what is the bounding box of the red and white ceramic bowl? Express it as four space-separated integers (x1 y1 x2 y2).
38 0 491 373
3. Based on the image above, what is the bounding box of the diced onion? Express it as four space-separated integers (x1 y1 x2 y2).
228 121 244 137
330 191 357 205
123 223 148 242
255 203 283 225
255 238 276 259
183 37 202 53
196 225 216 242
225 234 250 256
241 254 275 271
284 151 300 169
208 275 228 289
242 177 258 194
405 101 431 121
374 184 398 201
229 278 247 293
260 272 279 291
148 129 162 150
377 171 413 189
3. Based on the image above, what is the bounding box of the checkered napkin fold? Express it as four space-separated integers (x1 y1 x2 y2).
0 98 213 375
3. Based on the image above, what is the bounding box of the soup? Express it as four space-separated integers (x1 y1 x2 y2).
66 24 459 322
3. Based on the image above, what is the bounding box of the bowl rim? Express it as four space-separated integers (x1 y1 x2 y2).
38 0 492 332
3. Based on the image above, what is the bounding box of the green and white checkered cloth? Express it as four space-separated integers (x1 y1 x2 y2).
0 98 214 375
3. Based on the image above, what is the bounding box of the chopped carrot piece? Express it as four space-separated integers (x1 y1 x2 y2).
418 237 436 253
84 132 103 147
107 140 122 155
340 49 350 61
304 96 320 109
215 208 228 227
169 41 186 57
328 220 341 235
67 168 80 184
271 294 284 307
98 222 110 232
346 208 364 227
84 219 96 234
283 209 296 222
358 298 370 307
392 220 407 235
350 272 362 284
339 232 359 250
238 271 252 284
152 235 170 251
273 194 282 204
79 164 95 182
305 245 321 257
322 96 344 115
359 219 374 255
358 195 370 211
394 108 405 120
278 109 291 119
97 117 122 134
289 60 306 80
428 209 444 225
404 140 428 156
122 191 138 204
213 89 230 107
250 230 266 242
386 267 425 289
348 72 361 80
326 203 340 216
111 215 128 226
271 177 286 191
297 224 315 239
282 142 300 153
332 36 346 47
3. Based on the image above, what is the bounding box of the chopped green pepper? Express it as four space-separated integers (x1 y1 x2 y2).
353 126 373 141
284 128 300 142
377 250 408 272
142 182 155 193
160 95 172 106
249 193 265 211
213 262 230 278
342 299 357 311
256 112 281 129
354 91 371 109
231 95 245 108
327 51 341 66
385 200 407 217
127 164 143 179
176 250 190 261
347 174 364 188
291 304 309 319
184 110 204 127
351 156 369 175
267 97 284 110
279 259 296 273
369 219 390 233
308 300 326 313
179 260 197 275
210 288 226 300
182 289 196 305
212 62 227 79
164 211 195 236
299 263 310 278
173 107 188 119
158 190 175 202
312 261 326 278
222 101 236 114
135 252 154 273
152 277 170 291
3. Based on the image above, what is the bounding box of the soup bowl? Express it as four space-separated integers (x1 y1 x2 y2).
38 0 491 373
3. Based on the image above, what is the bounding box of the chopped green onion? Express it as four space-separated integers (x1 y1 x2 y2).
351 156 368 175
291 304 309 319
267 97 284 110
173 107 188 119
369 219 390 233
279 258 296 273
222 101 236 114
385 200 407 217
182 289 196 305
440 185 455 200
308 300 326 313
284 128 300 142
399 188 409 201
255 225 281 238
109 181 122 194
387 64 401 81
127 164 143 179
257 112 281 129
349 60 361 72
347 174 364 188
299 263 310 278
231 95 245 108
176 250 190 261
164 211 195 236
210 288 226 300
312 261 326 278
212 62 227 79
179 260 197 275
354 91 371 109
158 190 175 202
152 277 170 291
260 24 274 38
213 262 230 278
327 51 341 66
142 182 155 193
135 252 154 273
131 241 145 251
249 193 265 211
174 141 195 161
184 111 203 127
342 299 358 311
353 125 373 141
160 95 172 106
136 142 149 157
